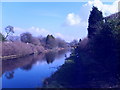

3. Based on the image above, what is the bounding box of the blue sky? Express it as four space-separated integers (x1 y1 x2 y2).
1 0 119 42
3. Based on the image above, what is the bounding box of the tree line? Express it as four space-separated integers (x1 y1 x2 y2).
0 26 69 58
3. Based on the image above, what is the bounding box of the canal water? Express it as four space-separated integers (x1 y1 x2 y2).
1 49 71 88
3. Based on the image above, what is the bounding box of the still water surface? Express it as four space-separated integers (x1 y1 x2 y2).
1 49 71 88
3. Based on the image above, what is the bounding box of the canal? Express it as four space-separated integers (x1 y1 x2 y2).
1 49 71 88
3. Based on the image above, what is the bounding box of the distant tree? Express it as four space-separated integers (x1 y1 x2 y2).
79 39 81 42
31 37 41 45
0 33 5 41
20 32 33 43
5 71 14 79
5 25 14 39
56 38 67 48
46 35 57 49
45 51 56 64
70 39 78 46
38 36 46 47
88 6 103 38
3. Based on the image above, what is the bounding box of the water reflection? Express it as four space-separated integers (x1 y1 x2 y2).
1 49 69 80
45 51 57 64
5 71 14 79
2 54 44 75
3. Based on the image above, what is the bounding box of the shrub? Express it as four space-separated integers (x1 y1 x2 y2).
1 41 44 57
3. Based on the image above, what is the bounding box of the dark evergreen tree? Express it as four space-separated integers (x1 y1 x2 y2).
46 35 57 49
88 6 103 38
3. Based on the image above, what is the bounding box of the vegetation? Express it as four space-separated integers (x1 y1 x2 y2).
69 39 78 46
5 25 14 39
46 35 57 49
0 33 5 41
20 32 41 45
1 41 44 58
56 38 68 48
1 5 120 88
43 7 120 88
0 26 69 60
88 6 103 38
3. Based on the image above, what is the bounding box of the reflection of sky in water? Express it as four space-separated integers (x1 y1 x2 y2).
2 51 71 88
0 78 2 89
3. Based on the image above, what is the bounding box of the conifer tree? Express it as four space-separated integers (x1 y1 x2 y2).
88 6 103 38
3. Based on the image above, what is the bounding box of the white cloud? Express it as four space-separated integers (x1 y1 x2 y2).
63 35 75 42
54 33 64 38
65 13 81 26
14 26 50 37
53 33 74 42
85 0 119 16
65 0 119 27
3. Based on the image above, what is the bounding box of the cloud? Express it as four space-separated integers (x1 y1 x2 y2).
54 32 76 42
85 0 119 16
64 13 81 26
14 26 50 37
54 33 64 38
65 0 119 27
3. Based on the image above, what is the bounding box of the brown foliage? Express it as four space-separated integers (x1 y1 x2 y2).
1 41 44 57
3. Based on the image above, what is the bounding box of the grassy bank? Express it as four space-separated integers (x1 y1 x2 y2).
43 49 120 88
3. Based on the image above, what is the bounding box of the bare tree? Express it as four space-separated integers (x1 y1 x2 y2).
5 25 14 39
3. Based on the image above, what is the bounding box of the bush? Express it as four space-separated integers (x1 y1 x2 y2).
1 41 44 57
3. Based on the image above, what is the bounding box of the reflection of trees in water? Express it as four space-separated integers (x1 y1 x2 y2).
57 49 68 59
20 54 40 71
45 51 57 64
5 71 14 79
21 63 33 71
2 49 69 79
58 49 67 55
0 61 2 77
2 54 45 77
45 49 69 64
